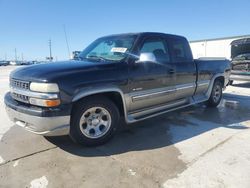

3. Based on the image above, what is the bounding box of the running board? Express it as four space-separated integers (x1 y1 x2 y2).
126 96 209 123
127 99 189 123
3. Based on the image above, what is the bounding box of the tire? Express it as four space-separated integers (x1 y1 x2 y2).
206 80 223 107
229 80 233 85
70 96 120 146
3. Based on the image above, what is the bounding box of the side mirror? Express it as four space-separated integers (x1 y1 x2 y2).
136 52 156 63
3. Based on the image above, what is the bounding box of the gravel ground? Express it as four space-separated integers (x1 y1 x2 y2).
0 66 250 188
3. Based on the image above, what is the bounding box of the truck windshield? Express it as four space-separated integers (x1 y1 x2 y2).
231 43 250 59
78 35 136 62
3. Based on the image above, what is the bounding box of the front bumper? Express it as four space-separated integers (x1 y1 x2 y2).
4 92 70 136
230 74 250 81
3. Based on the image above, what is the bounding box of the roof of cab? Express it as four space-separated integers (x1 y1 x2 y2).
101 32 186 40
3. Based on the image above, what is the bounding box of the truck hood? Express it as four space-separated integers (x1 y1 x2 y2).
10 60 111 82
231 38 250 59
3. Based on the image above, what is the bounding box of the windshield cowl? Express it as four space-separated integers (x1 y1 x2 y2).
78 55 119 63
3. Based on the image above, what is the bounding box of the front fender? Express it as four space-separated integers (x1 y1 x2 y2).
72 86 130 123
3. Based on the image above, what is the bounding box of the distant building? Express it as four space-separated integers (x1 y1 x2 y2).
189 34 250 59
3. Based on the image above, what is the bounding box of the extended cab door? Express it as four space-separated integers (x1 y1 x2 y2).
127 36 176 112
166 36 196 100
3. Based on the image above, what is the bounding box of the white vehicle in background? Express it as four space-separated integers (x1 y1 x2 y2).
9 61 22 66
9 61 31 66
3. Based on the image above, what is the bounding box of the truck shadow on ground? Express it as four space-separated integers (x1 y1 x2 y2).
231 82 250 88
45 94 250 157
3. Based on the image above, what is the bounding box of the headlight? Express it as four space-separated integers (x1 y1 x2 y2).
30 82 59 93
29 98 61 107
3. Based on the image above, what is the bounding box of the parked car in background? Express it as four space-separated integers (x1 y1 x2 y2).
230 38 250 84
20 61 30 65
0 61 9 66
29 61 41 65
5 32 231 146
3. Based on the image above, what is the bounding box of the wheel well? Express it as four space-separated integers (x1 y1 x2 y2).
215 76 224 86
72 92 125 117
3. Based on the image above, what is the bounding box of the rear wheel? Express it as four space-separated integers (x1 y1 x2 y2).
70 96 120 146
206 80 223 107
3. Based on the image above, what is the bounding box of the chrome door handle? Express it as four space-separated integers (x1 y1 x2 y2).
168 69 175 74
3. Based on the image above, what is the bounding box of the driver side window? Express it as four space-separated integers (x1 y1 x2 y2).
140 38 170 63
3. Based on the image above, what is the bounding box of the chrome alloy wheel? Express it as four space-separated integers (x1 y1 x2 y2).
79 107 112 139
213 84 221 103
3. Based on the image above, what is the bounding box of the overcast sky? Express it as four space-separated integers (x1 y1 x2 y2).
0 0 250 61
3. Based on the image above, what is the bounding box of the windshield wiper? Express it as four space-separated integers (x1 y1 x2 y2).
77 56 86 61
86 55 107 62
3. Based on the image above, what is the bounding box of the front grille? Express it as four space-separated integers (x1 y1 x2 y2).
11 92 29 103
232 62 250 72
10 79 30 103
10 79 30 90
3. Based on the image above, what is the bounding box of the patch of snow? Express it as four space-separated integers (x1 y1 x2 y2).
128 169 136 176
0 68 15 142
0 99 13 141
13 160 19 167
0 155 4 164
30 176 48 188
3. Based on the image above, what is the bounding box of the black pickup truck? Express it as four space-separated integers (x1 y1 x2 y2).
5 32 231 146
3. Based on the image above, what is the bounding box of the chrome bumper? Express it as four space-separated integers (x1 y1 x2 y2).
230 74 250 81
5 105 70 136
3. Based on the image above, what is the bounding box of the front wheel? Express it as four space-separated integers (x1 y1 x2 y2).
70 96 120 146
206 80 223 107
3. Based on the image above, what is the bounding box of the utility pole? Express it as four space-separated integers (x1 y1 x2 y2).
21 53 24 62
63 25 71 59
14 48 17 61
49 39 52 61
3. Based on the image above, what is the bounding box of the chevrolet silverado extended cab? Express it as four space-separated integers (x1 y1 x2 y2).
5 32 231 146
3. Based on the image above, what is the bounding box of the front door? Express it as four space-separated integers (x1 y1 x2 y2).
127 36 176 113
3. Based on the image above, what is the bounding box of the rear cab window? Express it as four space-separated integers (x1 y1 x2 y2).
167 37 193 63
